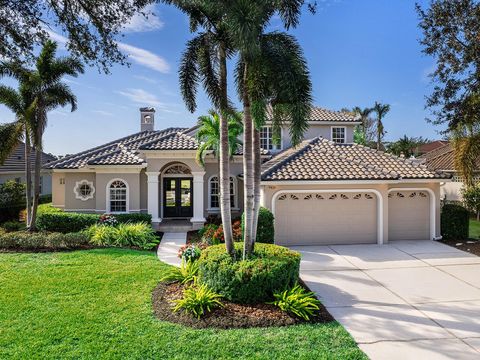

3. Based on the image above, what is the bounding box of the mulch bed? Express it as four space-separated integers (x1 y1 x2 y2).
186 230 200 244
440 239 480 257
152 280 334 329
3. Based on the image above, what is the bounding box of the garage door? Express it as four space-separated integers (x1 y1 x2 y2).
388 191 430 241
274 192 378 246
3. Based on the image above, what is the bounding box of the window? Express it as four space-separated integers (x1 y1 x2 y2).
209 176 236 209
59 178 65 185
74 180 95 201
260 126 281 151
109 180 128 213
331 127 346 143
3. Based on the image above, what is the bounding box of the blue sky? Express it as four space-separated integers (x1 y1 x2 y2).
0 0 442 155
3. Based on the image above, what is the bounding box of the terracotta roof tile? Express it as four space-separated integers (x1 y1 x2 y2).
266 105 359 123
420 143 480 172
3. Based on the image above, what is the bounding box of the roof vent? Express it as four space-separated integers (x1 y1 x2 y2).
140 107 155 132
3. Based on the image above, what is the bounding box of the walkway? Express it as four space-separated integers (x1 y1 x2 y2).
156 232 187 266
293 240 480 360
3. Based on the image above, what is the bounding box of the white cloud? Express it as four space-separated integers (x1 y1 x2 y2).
122 4 164 33
116 88 165 107
92 110 114 116
117 42 170 73
133 75 158 84
44 28 68 47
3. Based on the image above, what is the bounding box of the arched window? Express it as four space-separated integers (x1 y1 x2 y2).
108 179 128 213
209 176 236 209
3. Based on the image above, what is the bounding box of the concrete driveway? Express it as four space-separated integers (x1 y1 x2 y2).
293 240 480 360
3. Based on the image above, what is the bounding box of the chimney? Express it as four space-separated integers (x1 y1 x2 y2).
140 107 155 132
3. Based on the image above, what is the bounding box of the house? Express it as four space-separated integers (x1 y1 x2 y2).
0 142 56 195
46 106 450 245
420 143 480 201
415 140 449 156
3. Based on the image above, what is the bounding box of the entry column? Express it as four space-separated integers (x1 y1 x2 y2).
146 171 161 223
191 171 206 228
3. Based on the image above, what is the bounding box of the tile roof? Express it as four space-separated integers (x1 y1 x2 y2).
420 143 480 172
266 105 359 123
0 143 57 172
261 137 449 181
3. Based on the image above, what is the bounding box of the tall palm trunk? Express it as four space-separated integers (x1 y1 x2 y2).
251 127 261 252
377 120 382 150
242 63 254 258
24 133 32 227
218 42 234 255
29 114 44 231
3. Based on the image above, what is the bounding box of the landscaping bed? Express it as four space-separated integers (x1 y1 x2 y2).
440 238 480 256
152 280 334 329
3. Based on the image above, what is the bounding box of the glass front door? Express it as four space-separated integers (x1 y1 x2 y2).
163 178 193 218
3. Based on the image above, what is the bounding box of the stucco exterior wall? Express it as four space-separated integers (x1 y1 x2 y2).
95 172 142 213
261 181 442 243
64 172 96 211
0 171 52 195
281 123 355 149
441 181 462 201
51 172 65 208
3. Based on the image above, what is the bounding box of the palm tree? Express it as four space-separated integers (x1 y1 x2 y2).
228 2 312 256
0 40 84 230
167 1 237 254
196 110 243 167
372 102 390 150
0 85 37 226
352 106 373 142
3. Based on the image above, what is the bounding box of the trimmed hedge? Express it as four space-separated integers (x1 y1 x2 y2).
241 207 275 244
0 231 89 250
441 204 469 240
37 211 152 233
37 212 99 233
198 243 300 304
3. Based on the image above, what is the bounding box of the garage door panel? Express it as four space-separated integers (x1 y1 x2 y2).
275 192 377 246
388 191 430 241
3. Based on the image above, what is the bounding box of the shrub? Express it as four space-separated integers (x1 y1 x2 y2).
114 213 152 224
39 194 52 204
462 185 480 221
441 204 469 240
198 243 300 304
268 284 321 320
173 283 224 318
37 212 99 233
178 244 202 262
0 180 25 222
160 260 199 284
0 231 89 250
241 207 275 244
200 224 220 244
85 222 159 249
98 214 118 226
1 221 25 232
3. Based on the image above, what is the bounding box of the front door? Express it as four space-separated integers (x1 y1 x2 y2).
163 178 193 218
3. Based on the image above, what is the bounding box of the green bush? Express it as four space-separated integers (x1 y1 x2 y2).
114 213 152 224
241 207 275 244
198 243 300 304
173 283 224 319
37 212 99 233
0 180 26 222
1 221 25 232
441 204 469 240
269 283 321 320
85 222 159 250
0 231 89 250
160 260 199 284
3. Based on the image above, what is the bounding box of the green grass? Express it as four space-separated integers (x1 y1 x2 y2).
0 249 366 360
470 219 480 239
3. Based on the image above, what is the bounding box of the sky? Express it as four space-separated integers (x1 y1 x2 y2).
0 0 443 156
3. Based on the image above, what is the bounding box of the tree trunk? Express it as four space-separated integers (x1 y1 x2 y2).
377 119 382 150
477 210 479 222
24 133 32 228
242 63 254 258
251 127 261 251
29 138 41 232
218 41 234 255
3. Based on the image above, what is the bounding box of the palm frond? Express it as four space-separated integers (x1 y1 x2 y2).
0 122 23 165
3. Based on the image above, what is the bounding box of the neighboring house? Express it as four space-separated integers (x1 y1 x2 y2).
47 106 450 245
0 142 56 195
415 140 449 156
420 143 480 201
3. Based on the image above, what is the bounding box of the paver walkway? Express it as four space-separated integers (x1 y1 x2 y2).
157 232 186 266
292 240 480 360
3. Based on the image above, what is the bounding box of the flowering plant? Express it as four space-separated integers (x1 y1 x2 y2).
99 214 118 226
178 244 202 262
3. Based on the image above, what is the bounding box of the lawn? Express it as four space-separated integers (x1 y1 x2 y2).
0 249 366 360
470 219 480 239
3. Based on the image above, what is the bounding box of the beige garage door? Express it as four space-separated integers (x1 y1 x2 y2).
388 191 430 241
274 192 377 246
